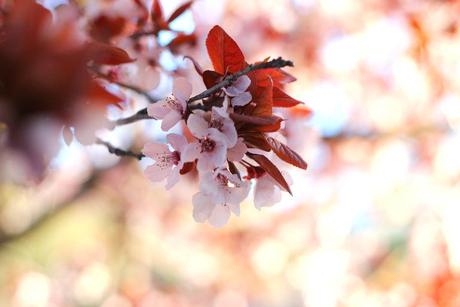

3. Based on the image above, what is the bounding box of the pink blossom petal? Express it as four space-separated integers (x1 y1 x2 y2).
231 92 252 107
147 101 169 118
254 175 281 209
161 111 182 131
234 75 251 91
227 138 247 161
223 86 241 97
228 203 240 216
167 133 187 152
187 113 209 138
228 182 251 205
181 142 201 163
221 118 237 147
208 204 231 228
172 77 192 102
192 192 214 223
165 167 180 190
144 163 172 182
143 143 170 159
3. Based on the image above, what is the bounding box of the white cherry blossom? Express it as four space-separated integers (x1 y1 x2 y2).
253 171 293 209
182 112 229 172
223 75 252 107
143 133 188 189
192 169 250 227
147 78 192 131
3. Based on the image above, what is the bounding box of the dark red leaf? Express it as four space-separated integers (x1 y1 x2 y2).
184 55 203 76
89 42 135 65
247 72 273 117
230 113 281 126
202 70 223 89
240 132 271 151
272 87 302 108
266 137 308 170
89 15 126 43
206 25 246 74
264 68 296 87
88 80 124 106
132 0 149 27
151 0 167 30
247 153 292 194
167 33 196 53
167 1 193 24
290 105 313 118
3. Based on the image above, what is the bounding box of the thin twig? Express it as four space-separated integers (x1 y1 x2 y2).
96 138 145 160
188 57 293 103
110 108 152 128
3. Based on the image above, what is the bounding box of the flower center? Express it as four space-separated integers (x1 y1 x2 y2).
165 95 183 113
209 119 224 131
200 138 216 153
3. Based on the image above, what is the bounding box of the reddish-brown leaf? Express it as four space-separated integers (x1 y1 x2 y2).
167 1 193 23
264 68 296 87
167 33 197 53
254 118 283 132
247 153 292 194
89 15 126 43
240 131 271 152
202 70 223 89
132 0 149 26
151 0 168 30
206 25 246 74
88 80 124 106
272 87 303 108
89 42 135 65
266 137 308 170
290 105 313 118
247 72 273 117
184 55 203 76
230 113 281 126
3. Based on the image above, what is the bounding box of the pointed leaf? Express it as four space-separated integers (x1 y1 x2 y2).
202 70 223 89
266 137 308 170
184 55 203 76
206 25 246 74
247 153 292 194
240 132 271 151
247 72 273 117
230 113 281 126
272 87 302 108
167 1 194 23
89 42 135 65
167 33 197 53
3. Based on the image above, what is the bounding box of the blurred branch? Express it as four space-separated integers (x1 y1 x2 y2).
110 108 152 127
96 138 145 160
0 174 98 247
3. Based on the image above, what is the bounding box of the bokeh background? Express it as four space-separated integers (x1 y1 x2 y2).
1 0 460 306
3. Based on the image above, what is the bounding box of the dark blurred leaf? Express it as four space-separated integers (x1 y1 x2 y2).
266 137 308 169
247 153 292 194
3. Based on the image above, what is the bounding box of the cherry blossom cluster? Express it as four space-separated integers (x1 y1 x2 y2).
140 25 310 227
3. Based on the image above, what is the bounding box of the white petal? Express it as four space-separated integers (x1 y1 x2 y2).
234 75 251 91
228 182 251 205
227 138 247 161
254 175 281 209
181 142 201 163
221 118 237 147
165 167 180 190
144 163 172 182
187 113 209 138
147 101 169 118
231 92 252 107
161 111 182 131
172 77 192 102
223 86 241 97
142 143 170 159
208 204 231 228
228 203 241 216
192 192 214 223
167 133 187 152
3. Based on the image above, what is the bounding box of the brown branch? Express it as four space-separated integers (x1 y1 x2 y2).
188 57 293 103
96 138 145 160
110 57 294 128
